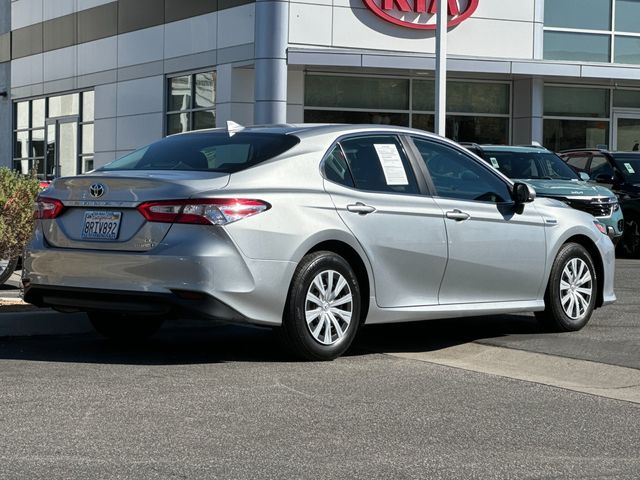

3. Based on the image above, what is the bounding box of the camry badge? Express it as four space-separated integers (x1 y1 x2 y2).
89 183 106 198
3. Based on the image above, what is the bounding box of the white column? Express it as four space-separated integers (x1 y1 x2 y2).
0 1 11 168
216 64 255 127
434 0 447 137
512 78 544 145
254 0 288 124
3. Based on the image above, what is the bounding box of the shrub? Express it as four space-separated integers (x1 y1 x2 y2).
0 168 41 260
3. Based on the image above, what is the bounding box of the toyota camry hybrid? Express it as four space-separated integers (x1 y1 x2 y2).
23 124 616 360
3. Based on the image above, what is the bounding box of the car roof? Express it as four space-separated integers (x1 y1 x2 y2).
561 148 640 155
473 145 551 154
174 123 443 141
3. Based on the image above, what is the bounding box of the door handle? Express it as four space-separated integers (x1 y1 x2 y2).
445 209 470 221
347 203 376 215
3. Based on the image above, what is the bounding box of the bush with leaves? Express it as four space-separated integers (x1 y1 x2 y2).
0 168 41 260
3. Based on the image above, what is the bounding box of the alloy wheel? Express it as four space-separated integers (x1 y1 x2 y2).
305 269 353 346
559 258 593 320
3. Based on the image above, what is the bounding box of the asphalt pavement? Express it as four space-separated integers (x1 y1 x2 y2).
0 261 639 479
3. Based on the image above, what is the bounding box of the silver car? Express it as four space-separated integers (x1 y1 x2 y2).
24 125 616 360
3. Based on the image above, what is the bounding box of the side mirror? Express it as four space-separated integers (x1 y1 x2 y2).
513 182 536 204
579 172 590 181
594 173 615 184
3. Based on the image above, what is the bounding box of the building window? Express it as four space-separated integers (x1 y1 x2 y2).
12 91 94 179
613 89 640 109
615 36 640 65
543 86 610 151
615 0 640 33
544 0 611 30
544 0 640 65
167 71 216 135
543 31 611 63
304 74 511 144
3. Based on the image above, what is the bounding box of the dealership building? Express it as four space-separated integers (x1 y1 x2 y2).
1 0 640 179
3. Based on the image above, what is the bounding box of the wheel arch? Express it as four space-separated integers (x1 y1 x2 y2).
304 240 372 323
563 234 605 308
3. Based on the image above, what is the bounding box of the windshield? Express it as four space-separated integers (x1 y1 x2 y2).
481 151 580 181
99 132 300 173
614 154 640 183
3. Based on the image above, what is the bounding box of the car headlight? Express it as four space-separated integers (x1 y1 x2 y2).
606 196 620 211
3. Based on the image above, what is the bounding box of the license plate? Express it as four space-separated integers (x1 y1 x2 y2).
81 211 122 241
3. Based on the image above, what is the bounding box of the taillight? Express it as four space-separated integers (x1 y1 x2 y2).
34 197 65 219
137 199 270 225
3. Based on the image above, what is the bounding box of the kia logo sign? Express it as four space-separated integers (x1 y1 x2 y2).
362 0 479 30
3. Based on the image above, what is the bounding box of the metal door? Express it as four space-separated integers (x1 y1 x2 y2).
613 111 640 151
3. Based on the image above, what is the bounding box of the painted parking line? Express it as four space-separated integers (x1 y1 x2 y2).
388 343 640 404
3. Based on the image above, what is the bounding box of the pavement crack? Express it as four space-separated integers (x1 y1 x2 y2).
274 380 314 399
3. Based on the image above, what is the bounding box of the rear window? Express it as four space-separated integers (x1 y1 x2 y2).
481 150 579 181
99 132 300 173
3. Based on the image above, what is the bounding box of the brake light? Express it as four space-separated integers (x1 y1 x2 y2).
34 197 65 219
137 199 270 225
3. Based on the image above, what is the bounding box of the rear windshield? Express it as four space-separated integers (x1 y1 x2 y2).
613 154 640 182
481 150 580 181
99 132 300 173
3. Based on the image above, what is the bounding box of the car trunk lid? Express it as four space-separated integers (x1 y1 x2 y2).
40 171 229 252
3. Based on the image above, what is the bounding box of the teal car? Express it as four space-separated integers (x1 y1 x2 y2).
462 145 624 242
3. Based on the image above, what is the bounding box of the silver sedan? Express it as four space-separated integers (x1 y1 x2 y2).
24 125 616 360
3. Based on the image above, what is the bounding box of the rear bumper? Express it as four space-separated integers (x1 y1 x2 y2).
23 226 297 326
24 285 245 321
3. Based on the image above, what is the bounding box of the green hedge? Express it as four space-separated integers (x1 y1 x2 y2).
0 168 41 259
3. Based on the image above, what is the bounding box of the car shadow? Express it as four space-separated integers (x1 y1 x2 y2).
0 314 548 366
0 320 291 365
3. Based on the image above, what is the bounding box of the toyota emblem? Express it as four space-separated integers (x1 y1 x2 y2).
89 183 106 198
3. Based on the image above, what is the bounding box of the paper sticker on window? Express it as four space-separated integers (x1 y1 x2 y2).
625 163 635 174
373 144 409 186
490 157 500 169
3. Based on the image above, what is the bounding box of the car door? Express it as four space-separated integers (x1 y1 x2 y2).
409 136 547 305
323 134 448 308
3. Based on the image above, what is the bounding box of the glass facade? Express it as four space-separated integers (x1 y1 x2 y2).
543 86 611 151
615 0 640 33
545 0 611 30
12 91 94 179
615 36 640 65
304 75 511 144
544 119 610 152
543 85 640 151
544 32 611 63
544 0 640 65
544 87 610 118
167 71 216 135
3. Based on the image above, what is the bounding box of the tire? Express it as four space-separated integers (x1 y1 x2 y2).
88 312 165 343
0 257 18 286
535 243 597 332
619 217 640 258
280 251 361 361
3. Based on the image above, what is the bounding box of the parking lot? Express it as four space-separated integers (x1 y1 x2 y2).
0 260 639 479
